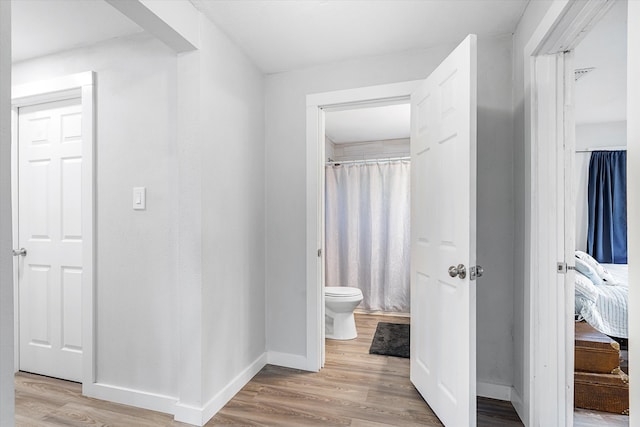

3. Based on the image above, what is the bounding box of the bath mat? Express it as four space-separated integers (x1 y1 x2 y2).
369 322 410 358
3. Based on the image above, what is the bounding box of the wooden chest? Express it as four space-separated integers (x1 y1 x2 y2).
575 321 620 374
574 321 628 414
574 370 629 415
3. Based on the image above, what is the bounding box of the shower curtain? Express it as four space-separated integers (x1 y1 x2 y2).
325 160 410 312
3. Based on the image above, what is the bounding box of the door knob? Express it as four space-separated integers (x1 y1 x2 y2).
448 264 466 279
12 248 27 257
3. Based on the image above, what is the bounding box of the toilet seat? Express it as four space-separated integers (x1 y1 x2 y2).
325 286 362 297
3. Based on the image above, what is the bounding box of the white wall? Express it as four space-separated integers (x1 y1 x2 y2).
511 0 555 419
10 6 266 424
325 137 335 161
13 33 180 398
573 0 627 125
0 1 15 425
198 13 266 406
572 0 628 252
266 35 516 392
328 137 410 161
574 122 627 251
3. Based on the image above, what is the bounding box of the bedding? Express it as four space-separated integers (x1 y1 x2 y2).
576 250 618 284
575 257 604 286
575 262 628 339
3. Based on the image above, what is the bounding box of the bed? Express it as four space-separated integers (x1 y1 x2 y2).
575 260 628 339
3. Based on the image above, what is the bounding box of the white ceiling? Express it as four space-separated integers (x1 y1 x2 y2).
11 0 529 73
190 0 529 74
574 0 627 124
325 104 410 144
10 0 529 142
11 0 142 63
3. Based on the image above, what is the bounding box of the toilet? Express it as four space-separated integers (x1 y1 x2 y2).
325 286 364 340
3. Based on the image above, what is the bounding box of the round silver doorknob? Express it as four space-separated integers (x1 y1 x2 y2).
12 248 27 257
448 264 466 279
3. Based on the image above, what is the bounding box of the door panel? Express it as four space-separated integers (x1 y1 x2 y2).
410 34 477 427
18 98 83 382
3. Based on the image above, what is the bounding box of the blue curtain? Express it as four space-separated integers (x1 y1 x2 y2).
587 151 627 264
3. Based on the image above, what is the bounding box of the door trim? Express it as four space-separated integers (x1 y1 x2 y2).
11 71 96 389
525 1 615 424
305 81 419 371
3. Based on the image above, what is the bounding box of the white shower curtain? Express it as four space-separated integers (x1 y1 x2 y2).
325 160 410 312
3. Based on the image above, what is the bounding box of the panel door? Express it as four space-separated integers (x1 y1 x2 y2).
18 98 83 382
410 34 477 426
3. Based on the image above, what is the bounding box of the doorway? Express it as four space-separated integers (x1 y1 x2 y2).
527 0 630 425
11 72 95 386
305 81 420 372
308 35 481 427
323 102 411 317
571 0 629 423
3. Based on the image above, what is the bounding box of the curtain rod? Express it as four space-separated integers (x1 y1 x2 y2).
326 156 410 166
576 146 627 153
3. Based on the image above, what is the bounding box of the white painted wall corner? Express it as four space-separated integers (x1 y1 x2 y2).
477 381 512 401
510 387 525 425
175 353 267 426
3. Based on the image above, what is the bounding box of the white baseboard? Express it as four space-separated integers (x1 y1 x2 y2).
510 387 527 426
174 352 267 426
83 381 177 415
267 351 310 371
477 381 512 401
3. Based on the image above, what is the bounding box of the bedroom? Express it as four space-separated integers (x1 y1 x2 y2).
572 0 629 423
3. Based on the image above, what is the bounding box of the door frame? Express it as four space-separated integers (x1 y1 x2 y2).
525 1 615 425
305 81 420 371
11 71 96 389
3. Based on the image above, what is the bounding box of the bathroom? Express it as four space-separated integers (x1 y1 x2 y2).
323 101 411 348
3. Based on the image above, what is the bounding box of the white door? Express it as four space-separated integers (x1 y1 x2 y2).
410 35 477 426
17 98 83 382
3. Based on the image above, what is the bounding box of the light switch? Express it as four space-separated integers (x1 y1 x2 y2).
133 187 146 210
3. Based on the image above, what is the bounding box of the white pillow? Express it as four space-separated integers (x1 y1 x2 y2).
574 257 604 286
575 250 618 285
575 271 599 303
575 250 598 268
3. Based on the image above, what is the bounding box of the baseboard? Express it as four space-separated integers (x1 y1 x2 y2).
83 381 177 415
174 352 267 426
477 381 512 401
267 351 310 371
510 387 527 426
354 309 410 318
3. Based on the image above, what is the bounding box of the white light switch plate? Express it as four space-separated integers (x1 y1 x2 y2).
133 187 146 210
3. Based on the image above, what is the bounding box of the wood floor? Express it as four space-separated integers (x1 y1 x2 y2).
13 313 625 426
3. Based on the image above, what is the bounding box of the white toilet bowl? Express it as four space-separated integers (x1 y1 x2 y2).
325 286 363 340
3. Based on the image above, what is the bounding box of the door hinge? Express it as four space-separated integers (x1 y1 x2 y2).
557 262 576 274
318 248 322 257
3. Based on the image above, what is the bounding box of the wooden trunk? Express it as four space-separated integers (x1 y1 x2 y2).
575 321 620 374
574 370 629 415
574 321 628 414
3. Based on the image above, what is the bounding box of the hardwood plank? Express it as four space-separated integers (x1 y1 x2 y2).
477 397 522 426
14 313 529 426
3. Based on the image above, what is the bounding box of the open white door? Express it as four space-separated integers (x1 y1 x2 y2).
410 34 477 426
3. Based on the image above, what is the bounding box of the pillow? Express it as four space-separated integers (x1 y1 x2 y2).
574 257 604 286
575 250 618 285
596 265 618 285
575 250 598 269
575 271 599 303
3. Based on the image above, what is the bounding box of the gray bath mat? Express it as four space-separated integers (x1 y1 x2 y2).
369 322 410 358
